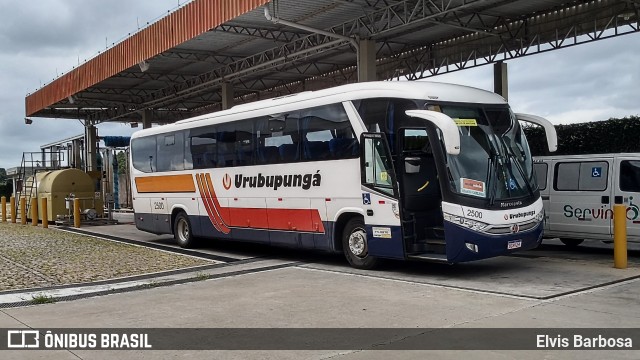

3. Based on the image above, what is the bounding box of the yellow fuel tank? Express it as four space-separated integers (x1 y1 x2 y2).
24 169 104 221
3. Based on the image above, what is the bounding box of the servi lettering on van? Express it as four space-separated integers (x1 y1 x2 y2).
563 197 640 222
230 171 322 191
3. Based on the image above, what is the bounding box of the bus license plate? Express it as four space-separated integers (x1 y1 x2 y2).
507 240 522 250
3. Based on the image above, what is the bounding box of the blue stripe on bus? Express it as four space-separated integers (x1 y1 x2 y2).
366 225 405 260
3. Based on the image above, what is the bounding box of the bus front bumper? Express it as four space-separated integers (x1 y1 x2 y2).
443 220 543 263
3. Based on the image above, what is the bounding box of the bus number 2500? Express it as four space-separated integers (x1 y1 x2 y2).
466 209 482 219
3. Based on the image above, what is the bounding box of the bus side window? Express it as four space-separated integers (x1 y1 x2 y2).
234 118 256 166
257 114 299 164
356 98 419 154
215 127 237 168
356 98 388 133
131 136 157 173
301 103 356 161
156 132 185 172
189 126 217 169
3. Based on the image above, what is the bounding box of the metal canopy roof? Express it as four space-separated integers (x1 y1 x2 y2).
25 0 640 124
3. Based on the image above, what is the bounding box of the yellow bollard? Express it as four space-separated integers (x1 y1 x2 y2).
41 197 48 229
31 198 38 226
613 204 627 269
1 196 5 222
73 198 81 228
20 197 26 225
10 196 16 223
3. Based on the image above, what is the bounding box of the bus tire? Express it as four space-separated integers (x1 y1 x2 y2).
560 238 584 247
174 212 195 248
342 217 379 269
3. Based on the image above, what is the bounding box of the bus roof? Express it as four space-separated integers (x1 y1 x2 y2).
132 81 506 139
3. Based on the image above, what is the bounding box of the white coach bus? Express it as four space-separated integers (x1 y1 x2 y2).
130 81 557 269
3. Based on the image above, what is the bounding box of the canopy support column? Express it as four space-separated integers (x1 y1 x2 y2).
142 109 153 129
221 83 234 110
493 61 508 101
358 39 377 82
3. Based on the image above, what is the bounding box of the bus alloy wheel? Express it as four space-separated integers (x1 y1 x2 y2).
348 229 367 257
174 212 195 248
342 218 379 269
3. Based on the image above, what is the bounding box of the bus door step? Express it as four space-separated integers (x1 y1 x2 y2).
424 226 445 239
409 236 446 253
407 253 449 263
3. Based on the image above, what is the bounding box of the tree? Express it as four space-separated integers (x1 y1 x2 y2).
0 168 11 197
116 151 128 175
524 116 640 156
0 168 6 186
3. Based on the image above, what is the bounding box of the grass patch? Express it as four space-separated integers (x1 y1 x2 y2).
31 294 56 305
140 280 160 289
194 272 211 281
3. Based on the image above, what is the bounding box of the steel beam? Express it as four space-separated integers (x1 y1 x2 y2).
79 0 639 123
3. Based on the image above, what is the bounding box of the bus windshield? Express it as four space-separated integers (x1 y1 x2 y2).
435 104 536 202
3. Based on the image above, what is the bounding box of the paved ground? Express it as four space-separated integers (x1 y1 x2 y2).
0 222 213 293
0 219 639 359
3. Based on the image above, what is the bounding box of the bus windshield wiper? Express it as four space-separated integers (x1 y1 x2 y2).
501 142 535 197
487 150 499 206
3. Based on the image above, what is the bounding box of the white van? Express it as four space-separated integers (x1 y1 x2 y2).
534 154 640 246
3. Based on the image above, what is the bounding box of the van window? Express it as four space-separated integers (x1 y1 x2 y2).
555 161 608 191
533 163 548 191
620 160 640 192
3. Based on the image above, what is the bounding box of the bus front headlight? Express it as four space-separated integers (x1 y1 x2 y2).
534 210 544 222
443 213 489 232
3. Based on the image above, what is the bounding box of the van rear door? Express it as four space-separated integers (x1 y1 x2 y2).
614 156 640 241
547 157 613 239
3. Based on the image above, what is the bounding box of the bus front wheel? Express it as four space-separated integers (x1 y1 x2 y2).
342 218 379 269
174 212 195 248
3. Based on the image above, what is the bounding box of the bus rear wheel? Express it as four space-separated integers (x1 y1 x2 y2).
560 238 584 247
342 217 379 269
174 212 195 248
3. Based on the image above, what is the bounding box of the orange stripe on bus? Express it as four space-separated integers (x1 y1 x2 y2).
205 173 230 224
195 174 222 233
135 175 196 193
203 174 231 234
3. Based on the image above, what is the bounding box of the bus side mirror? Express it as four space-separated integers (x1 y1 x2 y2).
405 110 460 155
515 113 558 153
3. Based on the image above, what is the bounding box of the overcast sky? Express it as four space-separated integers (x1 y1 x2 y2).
0 1 639 168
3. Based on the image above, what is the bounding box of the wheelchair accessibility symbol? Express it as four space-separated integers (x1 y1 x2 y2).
362 193 371 205
592 167 602 178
